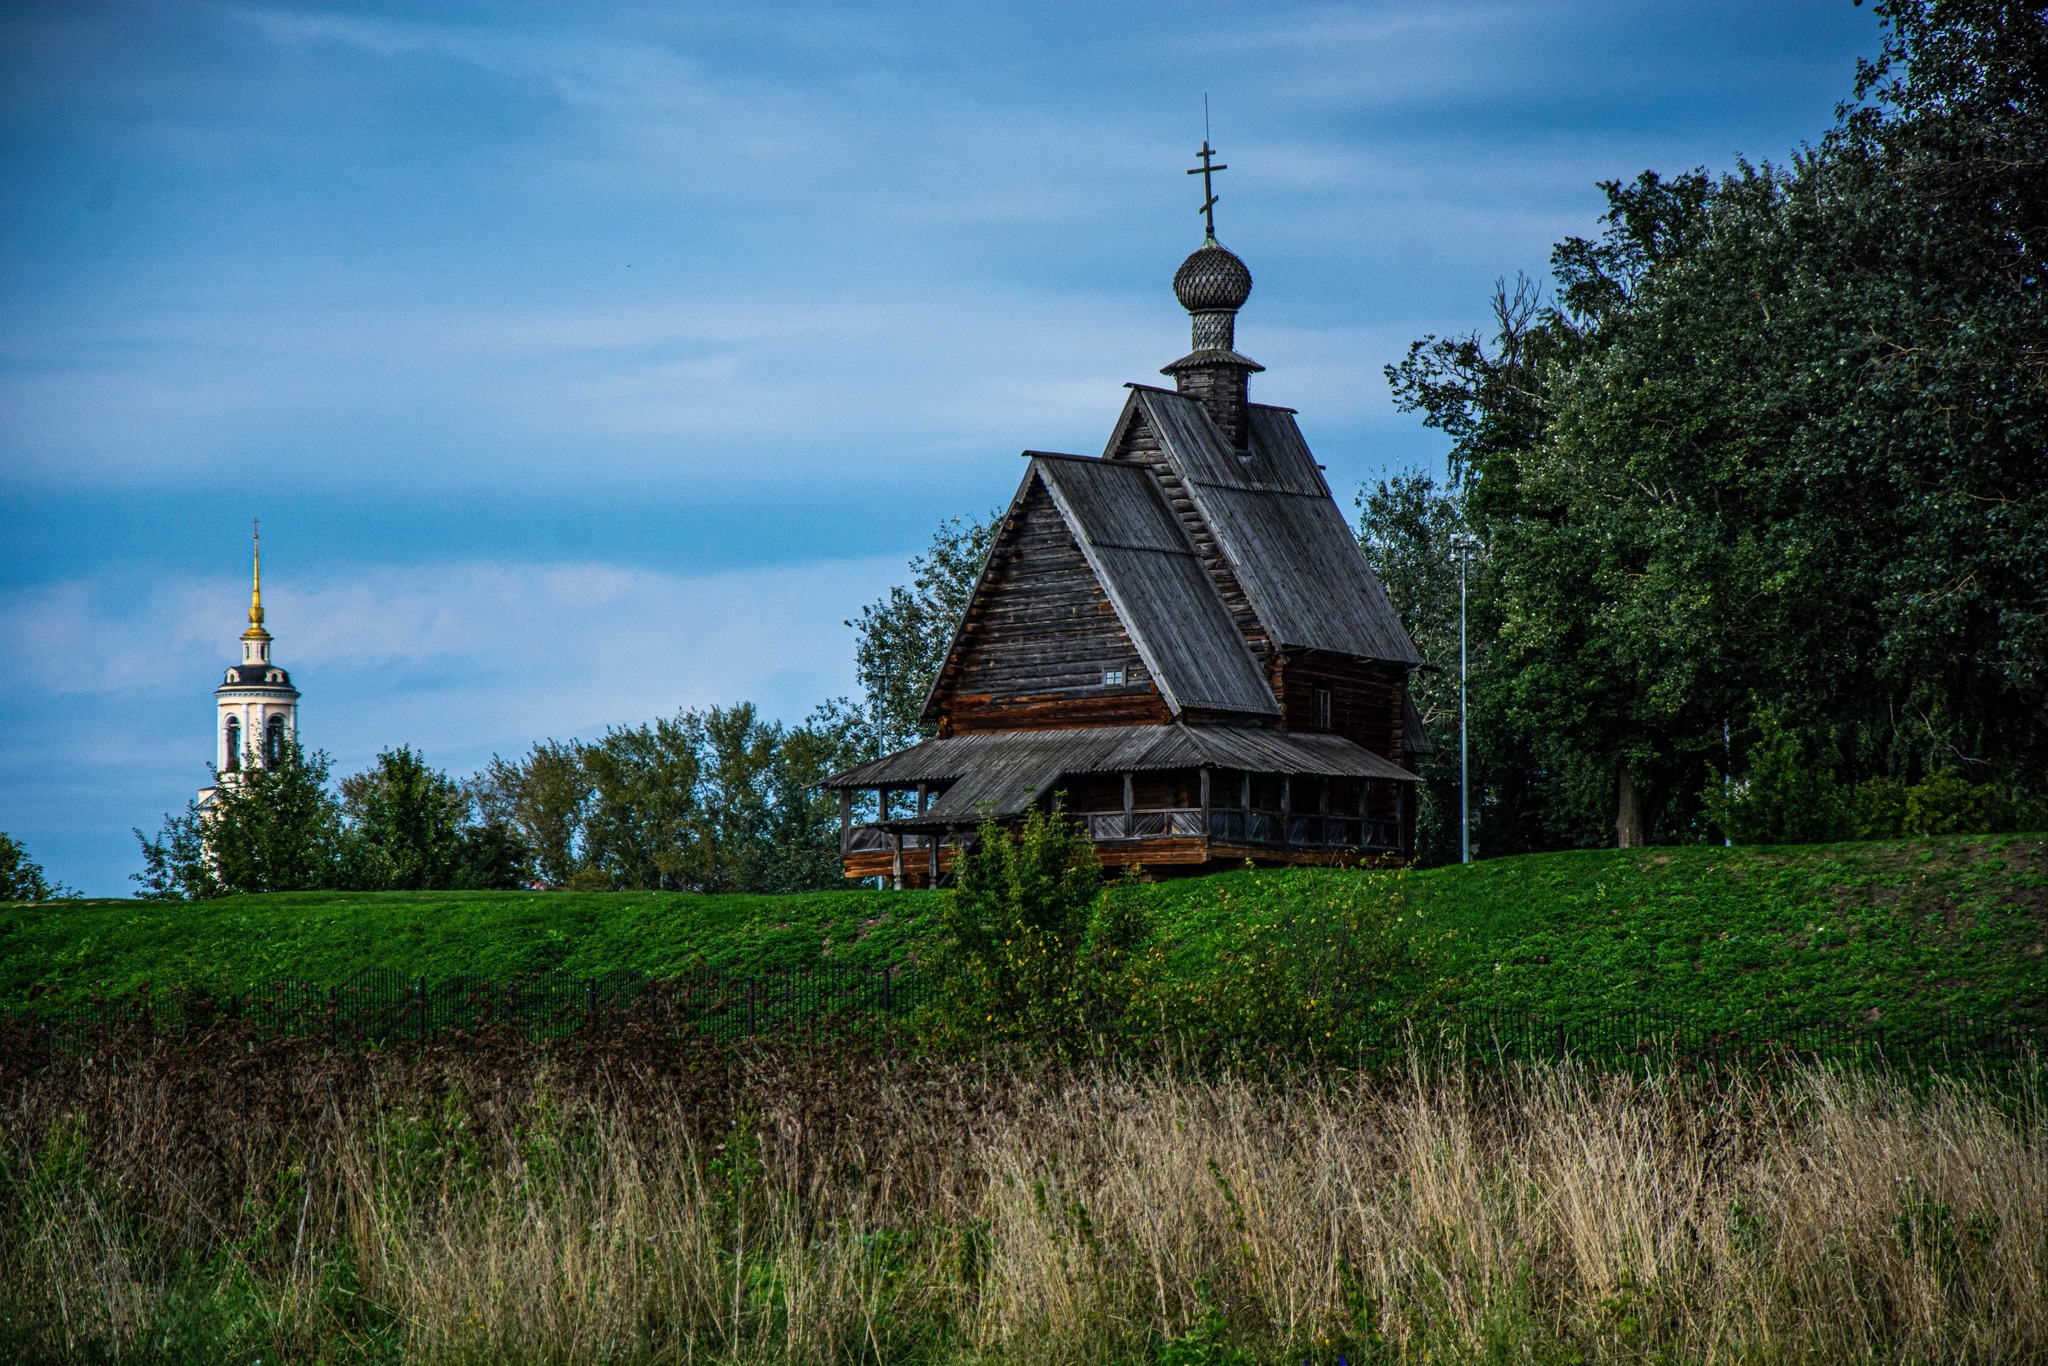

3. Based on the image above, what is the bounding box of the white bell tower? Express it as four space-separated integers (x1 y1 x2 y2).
198 522 301 808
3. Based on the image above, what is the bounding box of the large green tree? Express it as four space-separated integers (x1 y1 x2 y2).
1386 0 2048 847
342 746 530 890
473 704 859 893
475 739 588 888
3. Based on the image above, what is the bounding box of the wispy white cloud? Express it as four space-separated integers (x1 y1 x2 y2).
1 555 898 726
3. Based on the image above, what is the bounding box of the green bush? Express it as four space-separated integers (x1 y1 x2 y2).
920 817 1433 1060
1700 715 1855 844
1704 715 2046 845
920 811 1164 1056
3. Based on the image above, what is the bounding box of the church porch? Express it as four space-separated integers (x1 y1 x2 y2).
822 724 1417 888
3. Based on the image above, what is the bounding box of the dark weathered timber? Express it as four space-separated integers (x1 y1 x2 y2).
1104 406 1274 661
822 724 1417 841
1273 652 1411 764
925 461 1276 731
934 476 1158 731
1404 693 1434 756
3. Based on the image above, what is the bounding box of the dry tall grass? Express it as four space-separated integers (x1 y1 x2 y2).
2 1031 2040 1363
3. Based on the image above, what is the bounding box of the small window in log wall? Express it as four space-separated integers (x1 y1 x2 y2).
1102 668 1125 686
1313 688 1332 730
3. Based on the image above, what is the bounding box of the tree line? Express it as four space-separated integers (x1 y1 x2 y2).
126 515 1009 898
1359 0 2047 858
132 706 862 900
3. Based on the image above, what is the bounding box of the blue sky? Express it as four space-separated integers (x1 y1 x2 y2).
2 0 1883 894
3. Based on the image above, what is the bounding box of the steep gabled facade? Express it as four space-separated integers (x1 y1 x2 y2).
822 229 1426 886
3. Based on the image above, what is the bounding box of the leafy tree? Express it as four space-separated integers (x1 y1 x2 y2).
1 833 71 902
1377 282 1610 859
574 714 707 891
475 740 589 888
1700 713 1857 846
1703 717 2048 845
1386 0 2048 847
821 511 998 760
133 806 214 901
341 746 469 889
1359 470 1567 864
136 737 346 898
342 746 531 890
757 719 866 893
475 705 858 894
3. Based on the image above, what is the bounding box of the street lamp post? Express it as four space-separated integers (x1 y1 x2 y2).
1449 532 1480 863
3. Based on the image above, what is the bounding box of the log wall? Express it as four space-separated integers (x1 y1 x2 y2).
1272 652 1408 766
938 476 1174 733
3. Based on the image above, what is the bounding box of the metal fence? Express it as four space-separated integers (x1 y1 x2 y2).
1388 1006 2040 1074
6 970 2035 1073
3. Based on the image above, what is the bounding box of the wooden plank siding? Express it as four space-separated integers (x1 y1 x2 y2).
938 475 1173 735
1271 652 1409 766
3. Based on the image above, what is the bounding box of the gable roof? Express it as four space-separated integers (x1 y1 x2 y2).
920 455 1278 723
1112 387 1422 666
1032 454 1279 718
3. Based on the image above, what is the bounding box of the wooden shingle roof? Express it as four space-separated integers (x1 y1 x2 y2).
819 723 1417 824
1117 387 1423 666
1031 454 1279 719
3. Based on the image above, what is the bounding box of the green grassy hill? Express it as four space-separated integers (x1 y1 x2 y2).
4 835 2042 1029
1149 834 2046 1032
0 886 934 1009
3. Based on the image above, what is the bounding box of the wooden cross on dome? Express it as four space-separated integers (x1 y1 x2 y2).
1187 139 1227 241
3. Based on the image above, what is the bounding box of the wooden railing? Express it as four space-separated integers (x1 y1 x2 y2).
1082 809 1206 840
1085 808 1402 853
843 826 957 855
844 810 1402 856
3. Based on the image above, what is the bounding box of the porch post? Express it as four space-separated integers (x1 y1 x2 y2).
1199 766 1210 842
891 832 903 891
838 790 851 854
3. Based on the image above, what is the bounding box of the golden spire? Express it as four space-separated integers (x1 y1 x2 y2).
243 519 270 640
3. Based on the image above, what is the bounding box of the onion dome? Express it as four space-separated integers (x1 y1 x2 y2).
1173 241 1253 314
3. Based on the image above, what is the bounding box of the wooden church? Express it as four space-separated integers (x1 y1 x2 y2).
823 168 1426 885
